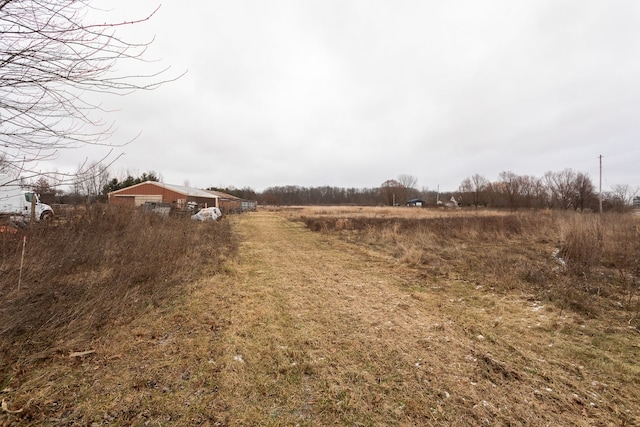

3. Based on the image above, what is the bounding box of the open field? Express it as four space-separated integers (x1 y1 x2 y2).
1 206 639 425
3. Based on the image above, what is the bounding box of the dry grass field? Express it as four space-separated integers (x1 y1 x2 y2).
0 206 237 425
1 206 639 425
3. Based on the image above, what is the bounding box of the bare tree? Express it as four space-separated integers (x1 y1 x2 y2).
379 179 402 206
531 177 550 208
572 172 596 211
544 169 577 210
397 174 418 203
73 161 111 202
397 174 418 191
544 169 596 211
458 173 488 207
31 175 58 203
0 0 179 181
498 171 523 210
610 184 639 207
516 175 542 209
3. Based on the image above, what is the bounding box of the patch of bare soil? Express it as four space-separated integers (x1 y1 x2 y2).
2 211 638 426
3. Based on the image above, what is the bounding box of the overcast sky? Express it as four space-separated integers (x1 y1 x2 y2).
52 0 639 192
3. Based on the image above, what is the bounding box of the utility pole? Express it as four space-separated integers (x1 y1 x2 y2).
599 155 603 214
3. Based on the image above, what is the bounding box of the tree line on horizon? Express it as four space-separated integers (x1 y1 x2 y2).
12 167 638 212
217 169 638 212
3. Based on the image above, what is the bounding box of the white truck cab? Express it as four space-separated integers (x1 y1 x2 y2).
0 185 55 222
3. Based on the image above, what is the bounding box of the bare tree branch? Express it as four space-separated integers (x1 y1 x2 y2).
0 0 183 182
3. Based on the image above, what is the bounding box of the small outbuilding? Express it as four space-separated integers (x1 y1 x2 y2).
406 198 426 207
108 181 219 210
207 190 257 214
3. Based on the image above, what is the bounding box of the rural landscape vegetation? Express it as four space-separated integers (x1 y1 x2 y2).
2 201 640 425
2 1 640 426
16 166 640 213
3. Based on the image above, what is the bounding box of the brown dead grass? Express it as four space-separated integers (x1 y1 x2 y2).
294 206 640 320
1 207 639 426
0 205 236 424
280 206 640 424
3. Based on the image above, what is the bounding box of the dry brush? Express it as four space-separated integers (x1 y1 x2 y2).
296 208 640 323
0 205 236 385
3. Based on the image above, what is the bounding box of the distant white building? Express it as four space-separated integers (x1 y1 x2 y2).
634 196 640 209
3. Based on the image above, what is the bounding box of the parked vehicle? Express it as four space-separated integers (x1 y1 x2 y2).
0 179 54 222
191 207 222 222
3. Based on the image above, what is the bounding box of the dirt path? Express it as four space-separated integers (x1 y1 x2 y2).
205 212 594 426
212 211 461 424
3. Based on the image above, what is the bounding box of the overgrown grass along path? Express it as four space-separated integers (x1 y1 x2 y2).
2 211 638 426
208 212 639 426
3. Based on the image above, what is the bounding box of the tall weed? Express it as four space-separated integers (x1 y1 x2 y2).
559 214 603 275
0 205 236 380
298 209 639 320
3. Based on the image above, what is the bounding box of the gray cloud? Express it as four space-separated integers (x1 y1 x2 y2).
50 0 639 192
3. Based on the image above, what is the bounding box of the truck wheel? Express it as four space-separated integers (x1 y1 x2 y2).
40 211 54 222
